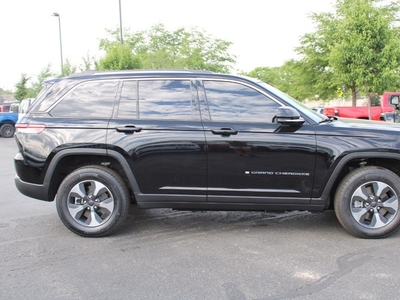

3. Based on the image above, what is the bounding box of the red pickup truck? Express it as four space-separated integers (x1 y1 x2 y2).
323 92 400 120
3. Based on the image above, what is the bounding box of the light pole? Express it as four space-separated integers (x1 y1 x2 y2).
52 12 64 74
119 0 123 44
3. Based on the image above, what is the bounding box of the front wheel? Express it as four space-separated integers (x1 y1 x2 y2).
56 166 130 237
0 123 15 138
334 166 400 238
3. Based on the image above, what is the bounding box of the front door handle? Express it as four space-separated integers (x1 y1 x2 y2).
211 128 238 136
115 126 142 133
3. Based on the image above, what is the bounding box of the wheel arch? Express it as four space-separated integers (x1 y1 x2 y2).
43 148 140 201
318 152 400 208
0 120 15 125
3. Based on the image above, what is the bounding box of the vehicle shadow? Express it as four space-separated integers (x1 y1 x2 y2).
116 205 344 238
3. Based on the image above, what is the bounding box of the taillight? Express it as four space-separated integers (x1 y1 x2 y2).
15 124 46 134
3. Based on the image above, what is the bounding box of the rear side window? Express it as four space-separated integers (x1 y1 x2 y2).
117 80 199 120
50 81 118 118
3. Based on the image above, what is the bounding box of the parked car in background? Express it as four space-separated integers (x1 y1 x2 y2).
0 111 18 138
18 98 34 121
312 106 324 115
323 92 398 120
0 104 11 112
9 102 20 113
0 101 25 138
380 110 400 123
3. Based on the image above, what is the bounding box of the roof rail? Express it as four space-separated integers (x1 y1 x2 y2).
75 69 215 76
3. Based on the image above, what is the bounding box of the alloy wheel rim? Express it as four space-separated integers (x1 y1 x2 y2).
67 180 115 227
350 181 398 229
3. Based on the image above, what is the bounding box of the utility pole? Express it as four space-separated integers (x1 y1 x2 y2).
119 0 123 44
52 12 64 74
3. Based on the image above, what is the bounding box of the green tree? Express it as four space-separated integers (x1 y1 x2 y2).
60 59 78 77
243 60 318 101
244 67 281 86
14 74 31 101
29 64 54 97
280 59 323 100
80 52 98 71
296 0 400 106
330 0 400 107
296 10 345 102
98 43 141 70
99 24 236 73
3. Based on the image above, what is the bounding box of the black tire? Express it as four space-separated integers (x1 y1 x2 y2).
334 166 400 238
56 166 130 237
0 123 15 138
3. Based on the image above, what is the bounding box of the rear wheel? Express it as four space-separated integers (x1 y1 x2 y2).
56 166 130 237
334 166 400 238
0 123 15 138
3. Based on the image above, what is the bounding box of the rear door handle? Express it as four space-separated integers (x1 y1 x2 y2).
211 128 238 136
115 126 142 133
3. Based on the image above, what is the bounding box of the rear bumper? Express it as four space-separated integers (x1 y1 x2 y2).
14 175 51 202
14 150 51 201
14 175 54 201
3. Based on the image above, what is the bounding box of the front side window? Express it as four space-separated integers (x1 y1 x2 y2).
50 81 118 118
203 80 280 123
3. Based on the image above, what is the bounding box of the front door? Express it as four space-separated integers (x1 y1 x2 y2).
198 79 317 204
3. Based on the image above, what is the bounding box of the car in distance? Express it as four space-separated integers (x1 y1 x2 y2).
323 92 398 120
13 70 400 238
0 104 11 112
312 106 324 115
380 111 400 123
0 109 18 138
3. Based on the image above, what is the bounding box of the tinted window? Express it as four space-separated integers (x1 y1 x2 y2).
33 79 75 112
139 80 198 120
117 80 197 120
118 80 138 118
203 80 280 122
1 105 10 112
50 81 118 118
10 103 19 113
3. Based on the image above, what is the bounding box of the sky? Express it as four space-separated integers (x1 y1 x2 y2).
0 0 335 91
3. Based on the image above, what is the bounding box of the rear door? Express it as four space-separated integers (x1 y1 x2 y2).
198 79 317 205
107 78 207 203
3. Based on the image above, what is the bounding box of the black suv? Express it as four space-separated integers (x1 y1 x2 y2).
13 70 400 238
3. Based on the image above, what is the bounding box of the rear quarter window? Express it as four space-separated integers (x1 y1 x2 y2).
50 81 119 118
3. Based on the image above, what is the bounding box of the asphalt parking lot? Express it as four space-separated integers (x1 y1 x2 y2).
1 136 400 299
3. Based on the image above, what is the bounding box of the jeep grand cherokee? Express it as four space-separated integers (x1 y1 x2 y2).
13 70 400 238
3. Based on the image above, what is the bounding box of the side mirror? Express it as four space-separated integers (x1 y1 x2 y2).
389 95 399 106
273 106 305 125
